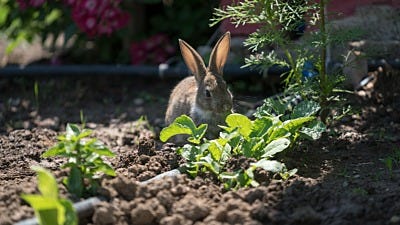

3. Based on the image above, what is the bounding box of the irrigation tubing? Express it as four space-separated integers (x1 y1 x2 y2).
15 169 182 225
1 59 398 78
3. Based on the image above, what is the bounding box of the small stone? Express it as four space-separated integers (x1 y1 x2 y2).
134 98 144 106
390 215 400 224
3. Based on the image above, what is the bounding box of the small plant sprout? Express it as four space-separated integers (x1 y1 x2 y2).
42 123 116 197
79 110 86 129
21 166 77 225
160 100 324 189
382 147 400 179
34 80 39 111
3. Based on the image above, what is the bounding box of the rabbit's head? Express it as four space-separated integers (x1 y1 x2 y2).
179 32 233 116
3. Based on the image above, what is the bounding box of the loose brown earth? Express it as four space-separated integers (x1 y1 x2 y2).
1 68 400 225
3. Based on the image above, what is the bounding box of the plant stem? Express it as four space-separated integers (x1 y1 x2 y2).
319 0 328 123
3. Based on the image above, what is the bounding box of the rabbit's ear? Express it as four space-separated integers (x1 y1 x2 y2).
179 39 207 81
209 32 231 75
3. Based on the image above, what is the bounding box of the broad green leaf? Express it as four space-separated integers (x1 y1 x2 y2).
237 172 253 187
198 154 220 174
244 167 260 187
261 138 290 158
45 9 61 25
178 144 206 161
59 199 78 225
291 100 320 119
67 166 83 198
267 127 290 143
299 120 326 140
0 5 10 26
255 98 286 117
92 163 116 176
20 195 60 225
66 124 81 140
31 166 58 199
189 123 208 143
225 113 252 137
86 153 100 163
77 129 92 139
242 138 258 157
88 141 115 156
42 143 66 157
218 129 240 145
251 159 286 173
268 98 287 115
250 138 266 159
250 117 273 138
20 195 58 209
209 141 223 161
282 116 315 134
220 143 232 164
160 115 207 143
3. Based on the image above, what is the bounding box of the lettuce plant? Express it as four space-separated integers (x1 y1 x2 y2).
160 100 325 189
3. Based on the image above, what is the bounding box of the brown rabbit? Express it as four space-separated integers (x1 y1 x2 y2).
165 32 233 138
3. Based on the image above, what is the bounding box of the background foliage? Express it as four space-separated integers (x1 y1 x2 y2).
0 0 217 65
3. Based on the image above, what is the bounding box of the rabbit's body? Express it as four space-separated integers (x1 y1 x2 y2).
165 32 233 138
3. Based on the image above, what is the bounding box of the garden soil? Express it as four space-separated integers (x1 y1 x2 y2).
1 68 400 225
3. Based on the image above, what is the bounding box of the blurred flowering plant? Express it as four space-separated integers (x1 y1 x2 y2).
0 0 211 65
130 33 175 65
66 0 130 37
0 0 131 62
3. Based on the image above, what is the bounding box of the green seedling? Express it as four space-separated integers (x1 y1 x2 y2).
42 123 116 197
352 187 368 196
382 147 400 179
34 81 39 111
21 166 77 225
160 100 325 189
79 110 86 129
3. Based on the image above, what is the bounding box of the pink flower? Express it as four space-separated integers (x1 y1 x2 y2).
130 34 176 65
130 43 147 65
68 0 130 37
16 0 28 9
17 0 45 9
165 44 176 55
63 0 76 6
83 0 97 12
153 48 168 64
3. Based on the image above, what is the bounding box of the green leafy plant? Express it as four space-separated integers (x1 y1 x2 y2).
211 0 360 124
42 123 116 197
21 166 77 225
161 100 325 189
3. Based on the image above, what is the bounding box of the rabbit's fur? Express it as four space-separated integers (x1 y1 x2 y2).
165 32 233 138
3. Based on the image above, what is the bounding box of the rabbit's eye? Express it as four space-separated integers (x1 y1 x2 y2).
205 90 211 98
